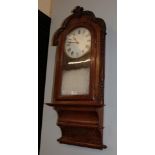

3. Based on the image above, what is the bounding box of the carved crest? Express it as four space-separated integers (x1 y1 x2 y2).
53 6 106 46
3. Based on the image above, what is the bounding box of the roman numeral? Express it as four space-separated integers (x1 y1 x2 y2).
85 45 89 49
67 48 71 52
71 51 74 55
85 34 90 37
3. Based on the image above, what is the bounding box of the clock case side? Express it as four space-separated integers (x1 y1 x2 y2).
47 6 107 149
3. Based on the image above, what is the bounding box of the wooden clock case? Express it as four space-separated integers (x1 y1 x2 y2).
47 6 107 149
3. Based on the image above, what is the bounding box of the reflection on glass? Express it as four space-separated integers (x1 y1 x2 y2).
68 59 90 65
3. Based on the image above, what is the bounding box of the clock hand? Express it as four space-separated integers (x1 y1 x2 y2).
73 37 79 43
66 41 79 44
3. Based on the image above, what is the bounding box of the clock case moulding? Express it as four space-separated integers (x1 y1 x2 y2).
46 6 107 149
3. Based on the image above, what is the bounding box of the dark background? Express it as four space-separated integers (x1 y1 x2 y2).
38 10 51 153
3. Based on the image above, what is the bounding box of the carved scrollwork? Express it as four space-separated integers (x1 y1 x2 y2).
72 6 84 16
53 6 106 46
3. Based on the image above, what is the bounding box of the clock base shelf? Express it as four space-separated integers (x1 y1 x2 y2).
47 104 106 149
57 122 106 149
58 134 107 149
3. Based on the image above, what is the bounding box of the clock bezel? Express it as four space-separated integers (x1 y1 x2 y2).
64 27 91 59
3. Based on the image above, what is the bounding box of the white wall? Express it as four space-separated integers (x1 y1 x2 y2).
40 0 117 155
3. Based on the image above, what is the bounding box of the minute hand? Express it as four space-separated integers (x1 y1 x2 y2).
67 41 79 44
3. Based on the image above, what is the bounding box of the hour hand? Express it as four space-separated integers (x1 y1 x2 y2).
66 41 79 44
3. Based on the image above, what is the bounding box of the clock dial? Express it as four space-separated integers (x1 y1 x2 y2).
65 27 91 58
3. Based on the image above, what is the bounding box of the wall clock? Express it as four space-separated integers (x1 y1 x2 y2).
47 6 107 149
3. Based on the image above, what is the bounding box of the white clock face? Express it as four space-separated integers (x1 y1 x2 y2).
65 27 91 58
